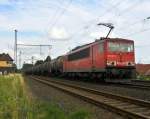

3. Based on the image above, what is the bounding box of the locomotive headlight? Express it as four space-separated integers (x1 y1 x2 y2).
107 61 116 66
127 62 135 66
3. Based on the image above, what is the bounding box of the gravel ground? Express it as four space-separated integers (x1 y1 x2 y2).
40 76 150 102
24 76 125 119
131 80 150 86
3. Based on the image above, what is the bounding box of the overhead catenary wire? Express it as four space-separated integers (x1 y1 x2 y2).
44 0 150 51
67 0 131 41
83 0 127 29
88 0 143 34
47 0 65 28
113 0 142 27
116 16 150 32
123 27 150 37
43 0 66 40
46 0 126 42
117 16 150 37
87 0 128 25
47 0 73 39
71 0 144 41
115 0 147 30
42 0 148 44
114 0 142 19
97 0 127 20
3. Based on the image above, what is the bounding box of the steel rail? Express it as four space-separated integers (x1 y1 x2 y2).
29 76 150 119
132 80 150 85
35 76 150 107
115 82 150 90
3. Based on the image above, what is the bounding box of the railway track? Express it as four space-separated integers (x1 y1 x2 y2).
39 76 150 90
111 82 150 90
29 76 150 119
132 80 150 86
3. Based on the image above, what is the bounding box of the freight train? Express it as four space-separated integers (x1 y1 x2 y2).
24 38 136 82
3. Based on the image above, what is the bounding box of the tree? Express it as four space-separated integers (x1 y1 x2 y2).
44 56 51 62
35 60 44 65
22 63 33 70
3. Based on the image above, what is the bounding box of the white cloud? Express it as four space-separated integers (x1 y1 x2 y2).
0 0 150 66
48 27 70 40
89 32 101 38
0 0 9 5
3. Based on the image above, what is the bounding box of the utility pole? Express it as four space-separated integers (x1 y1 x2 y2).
40 45 42 56
14 29 18 68
31 56 34 65
19 51 22 69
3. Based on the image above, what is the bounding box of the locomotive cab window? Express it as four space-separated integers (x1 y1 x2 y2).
108 42 133 52
68 48 90 61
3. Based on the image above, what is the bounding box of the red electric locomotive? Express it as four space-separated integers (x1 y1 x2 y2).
63 38 136 82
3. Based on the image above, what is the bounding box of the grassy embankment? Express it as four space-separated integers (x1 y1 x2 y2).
0 74 90 119
137 75 150 80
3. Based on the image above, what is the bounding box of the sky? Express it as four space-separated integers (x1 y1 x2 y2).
0 0 150 68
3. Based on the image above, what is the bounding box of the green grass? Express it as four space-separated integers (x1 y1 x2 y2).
137 75 150 80
0 74 90 119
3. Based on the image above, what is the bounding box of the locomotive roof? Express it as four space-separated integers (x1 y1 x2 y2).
107 38 133 42
69 37 133 53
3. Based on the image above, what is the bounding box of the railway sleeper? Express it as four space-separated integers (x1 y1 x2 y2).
31 76 150 119
128 107 150 113
141 111 150 116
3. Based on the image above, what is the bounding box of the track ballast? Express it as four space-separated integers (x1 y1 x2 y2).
29 76 150 119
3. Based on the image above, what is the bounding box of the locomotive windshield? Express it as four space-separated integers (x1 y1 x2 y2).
108 42 133 52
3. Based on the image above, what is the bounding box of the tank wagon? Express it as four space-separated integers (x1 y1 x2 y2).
24 38 136 82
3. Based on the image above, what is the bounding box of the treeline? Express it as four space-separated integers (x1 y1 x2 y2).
22 56 51 70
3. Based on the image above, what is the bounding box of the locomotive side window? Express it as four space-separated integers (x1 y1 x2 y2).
68 48 90 61
99 43 104 53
